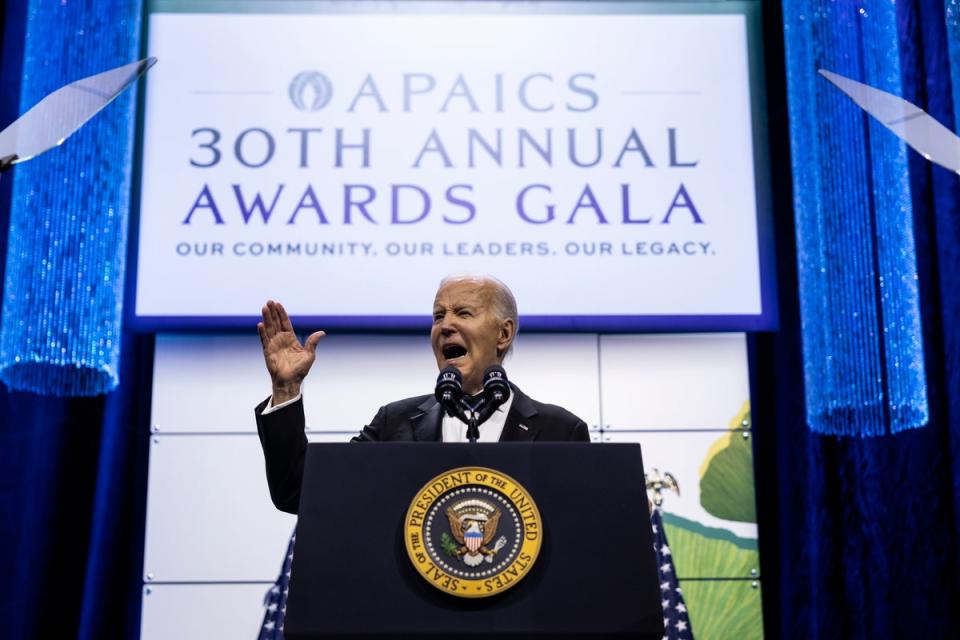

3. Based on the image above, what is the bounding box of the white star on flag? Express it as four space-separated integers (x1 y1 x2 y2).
649 508 694 639
260 529 297 640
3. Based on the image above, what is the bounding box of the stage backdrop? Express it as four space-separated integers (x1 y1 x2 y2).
140 332 762 640
135 2 772 639
133 0 775 331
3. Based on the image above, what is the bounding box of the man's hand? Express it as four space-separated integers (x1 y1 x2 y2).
257 300 325 405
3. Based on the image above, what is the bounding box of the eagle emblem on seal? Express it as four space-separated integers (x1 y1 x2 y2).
444 499 509 567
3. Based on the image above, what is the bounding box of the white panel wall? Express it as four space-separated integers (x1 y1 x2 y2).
141 584 273 640
506 334 601 429
143 434 296 582
601 333 750 430
143 431 359 585
142 332 751 638
151 333 601 432
298 335 439 431
150 333 268 433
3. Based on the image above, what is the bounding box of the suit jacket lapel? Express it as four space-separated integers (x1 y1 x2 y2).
410 397 443 442
499 385 540 442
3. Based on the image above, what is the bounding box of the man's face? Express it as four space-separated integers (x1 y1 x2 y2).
431 279 513 394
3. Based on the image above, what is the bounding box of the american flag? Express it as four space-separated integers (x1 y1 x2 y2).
259 528 295 640
651 508 694 640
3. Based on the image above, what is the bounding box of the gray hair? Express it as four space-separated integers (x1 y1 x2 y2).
438 274 519 359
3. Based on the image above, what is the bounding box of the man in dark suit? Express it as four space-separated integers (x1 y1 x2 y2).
255 275 590 515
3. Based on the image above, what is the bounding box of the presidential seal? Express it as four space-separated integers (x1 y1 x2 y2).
404 467 542 598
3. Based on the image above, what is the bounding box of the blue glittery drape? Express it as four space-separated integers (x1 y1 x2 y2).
782 1 928 436
0 0 141 395
752 0 960 637
948 1 960 127
0 2 153 639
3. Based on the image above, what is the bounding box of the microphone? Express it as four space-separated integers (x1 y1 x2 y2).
473 365 511 430
434 365 510 442
482 365 511 406
435 366 468 421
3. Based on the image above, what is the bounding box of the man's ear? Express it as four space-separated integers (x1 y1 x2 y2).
496 318 516 357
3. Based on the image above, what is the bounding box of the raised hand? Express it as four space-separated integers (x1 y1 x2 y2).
257 300 325 404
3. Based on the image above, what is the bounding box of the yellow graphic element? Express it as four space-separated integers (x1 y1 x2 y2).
404 466 542 598
698 399 751 477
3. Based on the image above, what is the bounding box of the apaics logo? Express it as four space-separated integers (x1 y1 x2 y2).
288 71 333 111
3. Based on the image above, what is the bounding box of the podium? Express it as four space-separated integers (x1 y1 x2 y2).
285 443 664 639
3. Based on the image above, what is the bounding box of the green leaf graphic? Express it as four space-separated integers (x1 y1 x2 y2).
699 401 756 523
679 579 763 640
440 532 459 558
662 513 759 579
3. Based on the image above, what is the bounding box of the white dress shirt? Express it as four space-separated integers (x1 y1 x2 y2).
261 392 301 415
441 393 514 443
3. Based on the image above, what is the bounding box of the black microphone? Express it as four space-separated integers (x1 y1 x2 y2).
482 365 511 406
435 366 468 421
473 365 511 430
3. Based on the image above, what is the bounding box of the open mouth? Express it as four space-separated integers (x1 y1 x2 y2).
442 344 468 360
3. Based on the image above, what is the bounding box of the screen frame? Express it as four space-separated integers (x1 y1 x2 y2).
127 0 778 334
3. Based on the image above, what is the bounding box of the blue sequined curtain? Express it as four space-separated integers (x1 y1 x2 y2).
0 0 141 395
782 0 928 436
752 0 960 637
0 1 152 639
948 1 960 127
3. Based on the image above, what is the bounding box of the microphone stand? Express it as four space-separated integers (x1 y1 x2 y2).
442 395 489 444
464 394 508 443
466 401 482 443
440 394 471 426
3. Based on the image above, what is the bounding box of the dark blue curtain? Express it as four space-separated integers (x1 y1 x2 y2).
0 2 153 639
754 1 960 637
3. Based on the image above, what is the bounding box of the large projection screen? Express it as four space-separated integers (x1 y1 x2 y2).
133 0 775 331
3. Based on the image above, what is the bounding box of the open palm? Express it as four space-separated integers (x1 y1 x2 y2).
258 300 325 397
